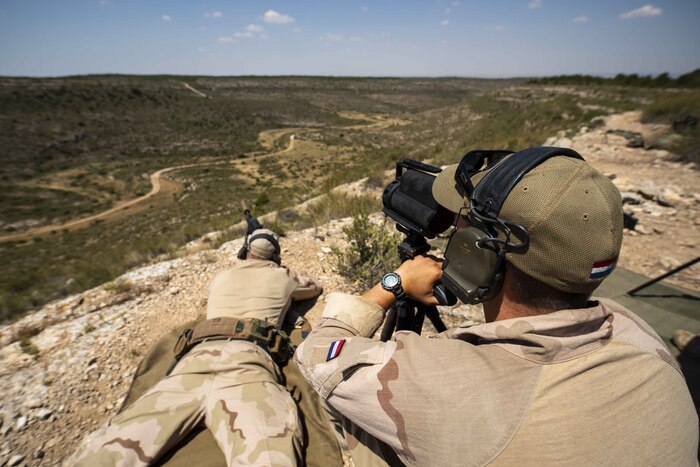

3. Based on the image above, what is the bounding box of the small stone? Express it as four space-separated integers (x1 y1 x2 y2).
321 246 332 254
635 225 651 235
652 227 665 234
8 454 25 466
22 398 43 409
661 187 684 204
638 188 656 200
45 438 58 449
620 192 643 205
16 416 28 430
36 408 53 420
88 357 97 366
170 287 180 295
36 449 45 459
660 257 682 269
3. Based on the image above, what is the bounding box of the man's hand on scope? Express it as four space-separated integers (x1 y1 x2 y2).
397 255 443 305
363 255 443 310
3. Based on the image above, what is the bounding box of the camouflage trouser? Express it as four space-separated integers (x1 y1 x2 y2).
72 340 302 466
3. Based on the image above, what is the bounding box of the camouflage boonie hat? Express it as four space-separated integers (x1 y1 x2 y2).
249 228 280 260
433 152 623 294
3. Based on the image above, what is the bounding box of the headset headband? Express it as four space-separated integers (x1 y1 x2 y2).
248 233 280 254
459 146 584 218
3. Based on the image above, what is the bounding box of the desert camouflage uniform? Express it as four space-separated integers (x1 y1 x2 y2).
294 293 699 466
74 259 322 466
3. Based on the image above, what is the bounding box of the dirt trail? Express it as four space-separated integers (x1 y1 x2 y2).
0 113 395 244
181 82 209 99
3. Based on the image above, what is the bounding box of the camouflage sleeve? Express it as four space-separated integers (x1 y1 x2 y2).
294 293 411 454
286 267 324 301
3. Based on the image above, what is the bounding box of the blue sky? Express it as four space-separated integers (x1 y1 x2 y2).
1 1 698 77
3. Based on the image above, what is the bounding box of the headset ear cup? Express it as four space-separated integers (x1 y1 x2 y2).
442 226 502 304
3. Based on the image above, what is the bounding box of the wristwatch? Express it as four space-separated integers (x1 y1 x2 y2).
381 272 406 300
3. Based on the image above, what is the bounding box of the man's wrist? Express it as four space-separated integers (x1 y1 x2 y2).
362 283 396 311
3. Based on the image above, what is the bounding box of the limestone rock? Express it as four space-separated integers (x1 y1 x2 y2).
8 454 25 466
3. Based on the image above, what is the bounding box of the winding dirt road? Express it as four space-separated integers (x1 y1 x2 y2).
0 112 404 244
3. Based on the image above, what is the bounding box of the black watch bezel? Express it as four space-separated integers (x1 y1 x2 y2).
381 272 406 300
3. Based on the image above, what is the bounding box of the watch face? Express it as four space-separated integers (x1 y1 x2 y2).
383 273 400 288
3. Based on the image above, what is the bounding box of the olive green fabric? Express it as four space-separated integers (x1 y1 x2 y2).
120 313 343 467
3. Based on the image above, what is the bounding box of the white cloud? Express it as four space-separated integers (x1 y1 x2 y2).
348 36 364 42
205 11 223 19
487 25 505 31
452 1 460 6
99 0 111 6
573 15 588 23
217 37 234 43
263 10 294 24
321 33 342 42
292 27 302 33
528 0 543 9
361 6 368 12
232 24 264 39
620 4 662 19
440 19 449 26
161 15 172 22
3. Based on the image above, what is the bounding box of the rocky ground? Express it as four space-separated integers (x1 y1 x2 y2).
0 111 698 466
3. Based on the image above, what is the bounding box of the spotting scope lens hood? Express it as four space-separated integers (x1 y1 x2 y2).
382 160 456 239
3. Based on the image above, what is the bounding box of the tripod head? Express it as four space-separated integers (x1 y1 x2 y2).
379 223 457 341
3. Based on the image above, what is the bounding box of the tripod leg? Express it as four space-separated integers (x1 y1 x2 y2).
424 306 447 333
396 299 415 332
411 308 426 334
380 306 398 342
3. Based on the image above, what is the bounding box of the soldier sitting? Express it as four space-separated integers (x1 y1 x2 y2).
73 229 322 466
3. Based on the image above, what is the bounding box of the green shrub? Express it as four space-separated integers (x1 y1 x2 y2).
332 214 400 291
642 92 700 123
642 92 700 164
104 278 133 294
19 338 40 358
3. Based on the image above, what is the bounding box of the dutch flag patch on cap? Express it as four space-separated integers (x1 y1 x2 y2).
326 339 345 361
590 258 617 279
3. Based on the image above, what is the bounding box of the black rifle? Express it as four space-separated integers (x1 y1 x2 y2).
237 202 264 260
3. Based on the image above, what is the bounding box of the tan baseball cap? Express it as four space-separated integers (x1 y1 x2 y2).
433 153 623 294
248 229 279 260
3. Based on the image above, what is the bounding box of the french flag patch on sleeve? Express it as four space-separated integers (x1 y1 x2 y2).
326 339 346 361
590 258 617 279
